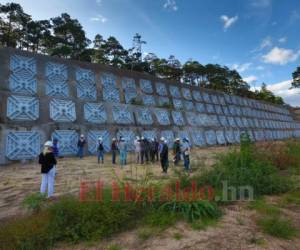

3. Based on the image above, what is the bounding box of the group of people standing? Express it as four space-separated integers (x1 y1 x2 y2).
38 134 191 198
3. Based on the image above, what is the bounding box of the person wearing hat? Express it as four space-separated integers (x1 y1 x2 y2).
173 138 181 166
159 137 169 173
182 138 191 172
97 137 105 164
39 141 57 198
77 134 86 159
134 136 141 164
118 137 127 166
111 138 118 164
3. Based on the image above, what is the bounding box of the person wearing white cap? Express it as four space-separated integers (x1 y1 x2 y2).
97 137 104 164
38 141 57 198
118 137 127 166
182 138 191 172
77 134 86 159
134 136 141 164
159 137 169 173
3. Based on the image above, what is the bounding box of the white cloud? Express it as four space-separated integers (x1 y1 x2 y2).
256 65 265 70
278 37 287 43
267 80 300 106
244 75 257 84
250 0 271 8
232 62 252 72
90 14 107 23
262 47 300 65
251 36 272 53
220 15 238 30
163 0 178 11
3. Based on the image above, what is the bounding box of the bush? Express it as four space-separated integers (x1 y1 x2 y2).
22 193 47 213
258 216 298 239
160 200 221 222
0 212 53 250
197 139 291 198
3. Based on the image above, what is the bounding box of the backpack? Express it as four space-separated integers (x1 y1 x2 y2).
98 143 104 151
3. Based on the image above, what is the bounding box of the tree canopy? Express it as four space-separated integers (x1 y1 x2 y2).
0 2 286 105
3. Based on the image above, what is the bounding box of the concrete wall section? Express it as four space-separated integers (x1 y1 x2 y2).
0 48 300 165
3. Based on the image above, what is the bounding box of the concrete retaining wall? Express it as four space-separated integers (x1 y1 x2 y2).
0 48 299 165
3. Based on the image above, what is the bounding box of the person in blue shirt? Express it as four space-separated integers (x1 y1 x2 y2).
97 137 105 164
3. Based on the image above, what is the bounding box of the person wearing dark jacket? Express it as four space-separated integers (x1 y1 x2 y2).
173 138 181 165
159 137 169 173
77 134 86 159
39 141 57 198
111 138 118 164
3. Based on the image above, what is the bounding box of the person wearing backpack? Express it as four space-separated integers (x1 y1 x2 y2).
97 137 105 164
159 137 169 174
39 141 57 198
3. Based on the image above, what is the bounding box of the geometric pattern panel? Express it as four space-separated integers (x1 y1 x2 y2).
122 78 137 104
219 116 229 127
140 79 153 93
195 103 206 113
190 130 206 146
103 86 120 103
205 130 217 145
254 130 265 141
45 62 69 97
186 112 199 126
101 73 117 88
182 88 192 100
172 111 185 126
234 130 241 143
142 94 156 106
136 108 153 125
87 130 111 154
9 55 37 95
173 98 183 109
158 97 170 106
160 130 174 147
202 92 211 103
84 103 107 123
211 95 220 104
169 86 181 98
225 130 235 144
192 90 202 102
216 130 226 144
154 109 170 125
50 99 76 122
51 130 78 156
76 68 96 100
206 104 215 113
6 131 40 160
184 101 194 111
142 130 157 140
116 130 136 151
156 82 168 96
7 95 39 121
112 104 133 124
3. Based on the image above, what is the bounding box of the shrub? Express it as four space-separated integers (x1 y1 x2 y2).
141 209 178 230
22 193 47 213
258 216 298 239
0 212 53 250
130 98 143 106
248 199 281 216
197 139 291 198
160 200 221 222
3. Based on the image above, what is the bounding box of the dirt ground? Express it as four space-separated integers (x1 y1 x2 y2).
1 144 300 250
0 146 229 220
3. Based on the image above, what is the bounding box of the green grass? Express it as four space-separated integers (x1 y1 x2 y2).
137 227 157 240
190 217 218 230
258 216 298 239
173 232 183 240
248 199 281 216
107 244 122 250
280 190 300 207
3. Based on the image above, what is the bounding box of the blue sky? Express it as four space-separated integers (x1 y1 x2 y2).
3 0 300 106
